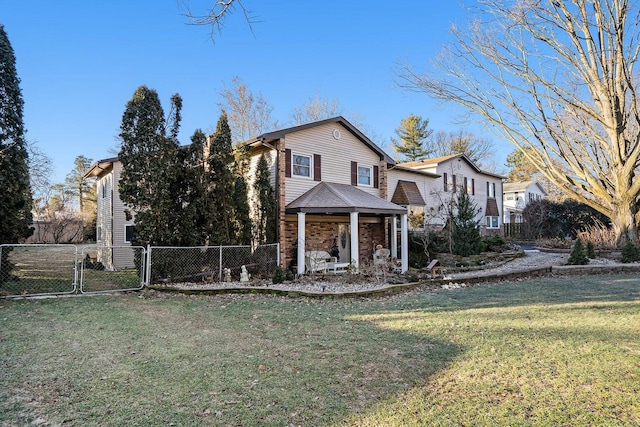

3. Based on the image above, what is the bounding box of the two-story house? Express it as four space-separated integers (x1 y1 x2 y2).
239 117 411 274
391 154 505 234
503 180 547 224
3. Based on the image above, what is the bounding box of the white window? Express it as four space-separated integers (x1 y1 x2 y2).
124 224 135 243
488 182 496 198
505 193 514 201
486 216 499 229
358 165 372 186
292 154 311 178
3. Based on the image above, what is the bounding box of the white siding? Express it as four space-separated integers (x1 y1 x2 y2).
284 123 382 204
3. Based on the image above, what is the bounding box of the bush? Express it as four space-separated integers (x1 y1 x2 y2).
272 265 285 284
568 239 589 265
482 235 506 252
620 242 640 263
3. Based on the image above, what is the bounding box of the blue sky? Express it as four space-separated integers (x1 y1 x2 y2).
3 0 512 184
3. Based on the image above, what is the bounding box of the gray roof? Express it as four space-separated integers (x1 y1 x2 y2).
286 182 407 215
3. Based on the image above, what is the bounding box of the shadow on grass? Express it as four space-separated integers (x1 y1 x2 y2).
0 295 463 426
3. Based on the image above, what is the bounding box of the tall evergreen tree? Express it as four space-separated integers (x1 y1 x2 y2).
232 175 252 245
451 190 482 256
254 153 276 244
118 86 182 246
206 112 236 244
391 114 433 162
0 25 33 244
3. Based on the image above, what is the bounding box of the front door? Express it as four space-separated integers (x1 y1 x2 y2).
338 224 350 263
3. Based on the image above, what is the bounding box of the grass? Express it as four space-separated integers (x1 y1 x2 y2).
1 274 639 426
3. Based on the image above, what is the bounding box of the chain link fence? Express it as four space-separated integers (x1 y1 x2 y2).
80 246 146 294
147 243 279 284
1 243 279 297
1 244 79 297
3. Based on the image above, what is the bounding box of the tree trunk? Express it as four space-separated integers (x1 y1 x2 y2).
610 202 639 245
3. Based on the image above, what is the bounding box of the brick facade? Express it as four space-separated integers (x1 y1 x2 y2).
282 215 387 271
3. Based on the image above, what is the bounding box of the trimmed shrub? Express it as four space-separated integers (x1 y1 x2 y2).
568 239 589 265
620 242 640 263
272 265 285 284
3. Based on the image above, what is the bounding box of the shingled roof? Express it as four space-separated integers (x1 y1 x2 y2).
391 180 426 206
286 182 407 215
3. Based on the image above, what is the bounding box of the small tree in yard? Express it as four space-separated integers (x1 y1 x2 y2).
568 239 589 265
253 153 277 244
621 242 640 263
452 190 482 257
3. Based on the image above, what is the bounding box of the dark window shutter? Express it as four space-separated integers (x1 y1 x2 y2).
314 154 321 181
351 161 358 186
443 173 448 192
452 174 457 190
373 165 379 188
285 149 292 178
472 178 475 195
463 177 468 193
486 181 490 196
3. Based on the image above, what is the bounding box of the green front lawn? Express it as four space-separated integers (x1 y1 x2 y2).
1 275 638 426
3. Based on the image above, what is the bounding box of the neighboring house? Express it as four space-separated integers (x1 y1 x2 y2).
391 154 505 234
83 157 136 270
85 116 505 274
503 180 547 224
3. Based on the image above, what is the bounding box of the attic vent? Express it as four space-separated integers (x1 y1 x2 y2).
332 129 341 140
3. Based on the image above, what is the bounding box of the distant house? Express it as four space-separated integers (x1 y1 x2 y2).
82 157 136 270
84 116 506 273
392 154 505 234
503 180 547 224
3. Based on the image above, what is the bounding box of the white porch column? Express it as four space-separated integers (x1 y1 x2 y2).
350 211 359 270
390 215 398 259
297 212 306 275
400 213 409 273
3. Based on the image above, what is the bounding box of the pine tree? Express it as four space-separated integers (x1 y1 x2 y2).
206 112 236 244
118 86 182 246
391 114 433 162
452 190 482 257
568 238 589 265
254 153 277 244
0 25 33 244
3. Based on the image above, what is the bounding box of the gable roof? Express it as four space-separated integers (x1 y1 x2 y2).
83 157 119 179
286 182 406 215
391 180 426 206
398 153 505 180
503 180 548 195
240 116 395 164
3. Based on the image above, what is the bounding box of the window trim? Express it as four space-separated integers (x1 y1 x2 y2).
291 152 313 179
486 216 500 229
357 165 373 187
124 224 135 244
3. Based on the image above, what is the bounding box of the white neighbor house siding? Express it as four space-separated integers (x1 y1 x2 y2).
284 123 382 204
96 162 136 270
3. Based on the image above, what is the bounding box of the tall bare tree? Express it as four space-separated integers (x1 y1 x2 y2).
290 94 342 125
430 130 496 170
218 76 277 143
398 0 640 242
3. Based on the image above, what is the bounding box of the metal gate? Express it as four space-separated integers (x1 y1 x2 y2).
0 244 146 298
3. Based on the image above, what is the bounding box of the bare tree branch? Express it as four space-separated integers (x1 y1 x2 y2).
178 0 258 41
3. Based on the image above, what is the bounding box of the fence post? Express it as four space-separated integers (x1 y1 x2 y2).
219 245 223 282
145 245 151 286
276 243 280 267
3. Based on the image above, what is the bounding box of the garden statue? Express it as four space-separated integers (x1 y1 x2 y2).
223 268 231 282
240 265 251 282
